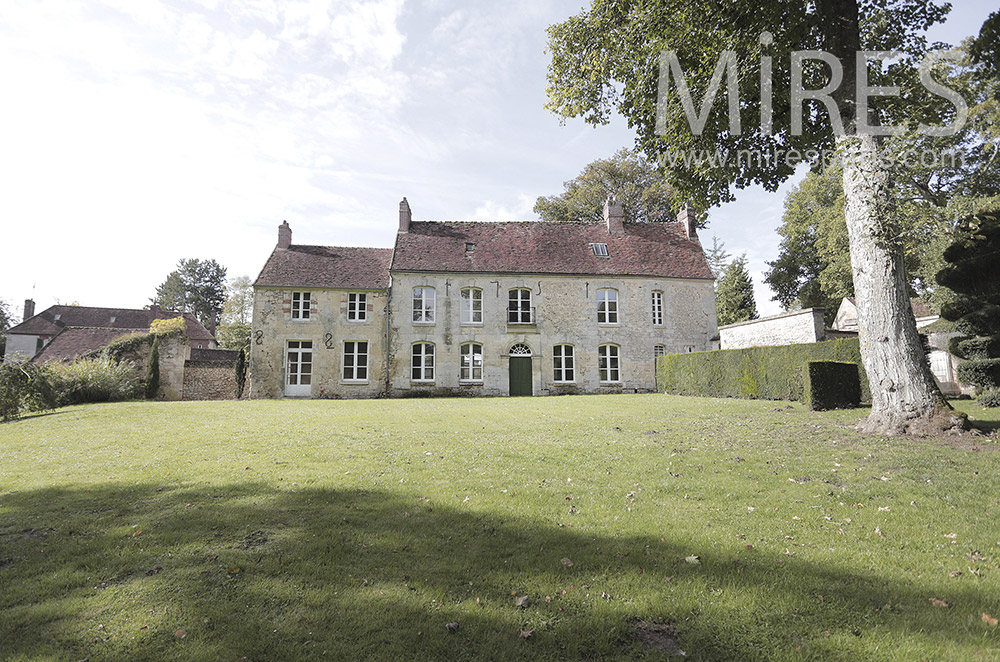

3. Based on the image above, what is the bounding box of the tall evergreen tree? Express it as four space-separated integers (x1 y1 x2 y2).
716 256 759 326
154 258 228 329
936 211 1000 404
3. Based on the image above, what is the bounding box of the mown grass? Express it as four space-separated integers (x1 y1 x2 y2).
1 395 999 661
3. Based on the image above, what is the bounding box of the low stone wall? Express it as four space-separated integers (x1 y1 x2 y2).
183 360 239 400
719 309 826 350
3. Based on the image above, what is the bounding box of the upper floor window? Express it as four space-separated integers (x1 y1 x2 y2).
597 289 618 324
461 288 483 324
508 288 533 324
291 292 311 320
553 344 575 383
348 293 367 321
599 344 621 383
460 342 483 382
411 342 435 382
343 341 369 381
651 291 664 326
412 287 435 324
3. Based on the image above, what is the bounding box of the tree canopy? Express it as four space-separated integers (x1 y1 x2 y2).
217 276 253 351
534 148 683 224
716 256 759 326
154 259 228 330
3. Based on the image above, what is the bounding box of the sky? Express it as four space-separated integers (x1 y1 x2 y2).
0 1 992 322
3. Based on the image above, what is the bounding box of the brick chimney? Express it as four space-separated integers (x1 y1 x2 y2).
277 221 292 249
678 202 697 240
603 196 625 235
399 197 412 233
23 299 35 320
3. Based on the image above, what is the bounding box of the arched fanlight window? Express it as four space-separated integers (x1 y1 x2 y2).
509 343 532 356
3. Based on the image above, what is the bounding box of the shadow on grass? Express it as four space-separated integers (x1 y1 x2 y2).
0 483 994 661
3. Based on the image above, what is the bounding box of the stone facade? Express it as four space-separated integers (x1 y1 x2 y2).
250 198 717 399
183 360 239 400
719 308 830 350
388 272 714 396
249 287 389 398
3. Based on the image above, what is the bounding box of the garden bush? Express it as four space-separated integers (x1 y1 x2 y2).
656 337 871 402
802 361 862 410
47 357 141 406
0 360 58 422
978 388 1000 408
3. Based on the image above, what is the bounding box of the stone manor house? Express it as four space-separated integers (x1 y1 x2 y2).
249 198 717 398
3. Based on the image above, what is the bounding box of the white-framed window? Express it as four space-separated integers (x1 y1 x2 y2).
683 345 696 353
553 344 575 383
597 289 618 324
591 242 609 257
654 344 666 359
411 342 435 381
508 288 533 324
460 342 483 382
412 287 435 324
651 291 664 326
461 288 483 324
342 341 369 381
598 344 621 383
348 293 367 321
291 292 311 320
285 340 313 389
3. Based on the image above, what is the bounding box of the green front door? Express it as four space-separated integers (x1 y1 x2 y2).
509 356 532 396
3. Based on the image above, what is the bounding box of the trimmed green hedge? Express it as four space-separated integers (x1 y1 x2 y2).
656 337 871 403
803 361 861 410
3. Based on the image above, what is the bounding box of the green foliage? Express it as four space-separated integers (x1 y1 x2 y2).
234 347 247 399
937 212 1000 390
657 337 871 403
533 148 682 224
149 316 187 336
221 275 253 327
0 359 57 422
46 358 140 406
154 258 228 329
216 322 251 351
145 336 160 400
103 333 152 363
978 387 1000 408
957 358 1000 391
716 255 758 326
802 361 862 411
0 297 13 359
704 236 731 283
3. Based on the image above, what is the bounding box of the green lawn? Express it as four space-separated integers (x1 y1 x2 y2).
1 395 998 661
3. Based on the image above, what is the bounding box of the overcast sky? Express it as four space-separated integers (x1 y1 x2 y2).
0 1 991 321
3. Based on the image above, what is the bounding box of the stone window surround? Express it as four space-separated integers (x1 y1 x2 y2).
652 290 664 326
347 292 368 322
598 343 621 383
412 287 436 325
459 341 484 382
552 343 575 383
411 341 435 382
597 288 619 325
460 287 483 325
342 340 369 383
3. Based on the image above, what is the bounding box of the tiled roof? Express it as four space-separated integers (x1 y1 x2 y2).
32 328 139 363
391 221 713 279
7 306 215 341
254 245 393 289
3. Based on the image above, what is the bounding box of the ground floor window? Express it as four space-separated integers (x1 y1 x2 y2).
285 340 313 395
343 341 368 381
460 342 483 381
411 342 435 382
598 344 620 383
553 344 575 382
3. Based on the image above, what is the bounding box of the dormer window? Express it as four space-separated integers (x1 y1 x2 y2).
591 243 609 257
109 316 117 324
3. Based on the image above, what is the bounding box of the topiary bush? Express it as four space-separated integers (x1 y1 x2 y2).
802 361 862 410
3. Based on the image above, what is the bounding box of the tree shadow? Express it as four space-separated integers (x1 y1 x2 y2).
0 483 995 661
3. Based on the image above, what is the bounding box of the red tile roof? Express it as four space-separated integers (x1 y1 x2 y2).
254 245 393 289
8 306 214 341
391 221 713 279
32 328 140 363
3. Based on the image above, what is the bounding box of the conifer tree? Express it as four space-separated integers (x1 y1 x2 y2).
716 255 759 326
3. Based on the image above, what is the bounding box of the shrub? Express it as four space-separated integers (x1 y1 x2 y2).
145 336 160 399
656 337 871 402
802 361 862 410
150 316 187 335
0 360 58 422
978 388 1000 408
234 347 247 399
956 357 1000 391
46 358 141 406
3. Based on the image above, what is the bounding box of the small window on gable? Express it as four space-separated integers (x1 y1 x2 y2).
591 242 609 257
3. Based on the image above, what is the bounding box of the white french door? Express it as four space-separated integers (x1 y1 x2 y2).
284 340 313 397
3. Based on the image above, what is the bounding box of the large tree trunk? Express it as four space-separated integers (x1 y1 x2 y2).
839 133 966 435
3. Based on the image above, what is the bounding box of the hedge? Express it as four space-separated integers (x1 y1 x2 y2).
802 361 861 410
656 337 871 403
